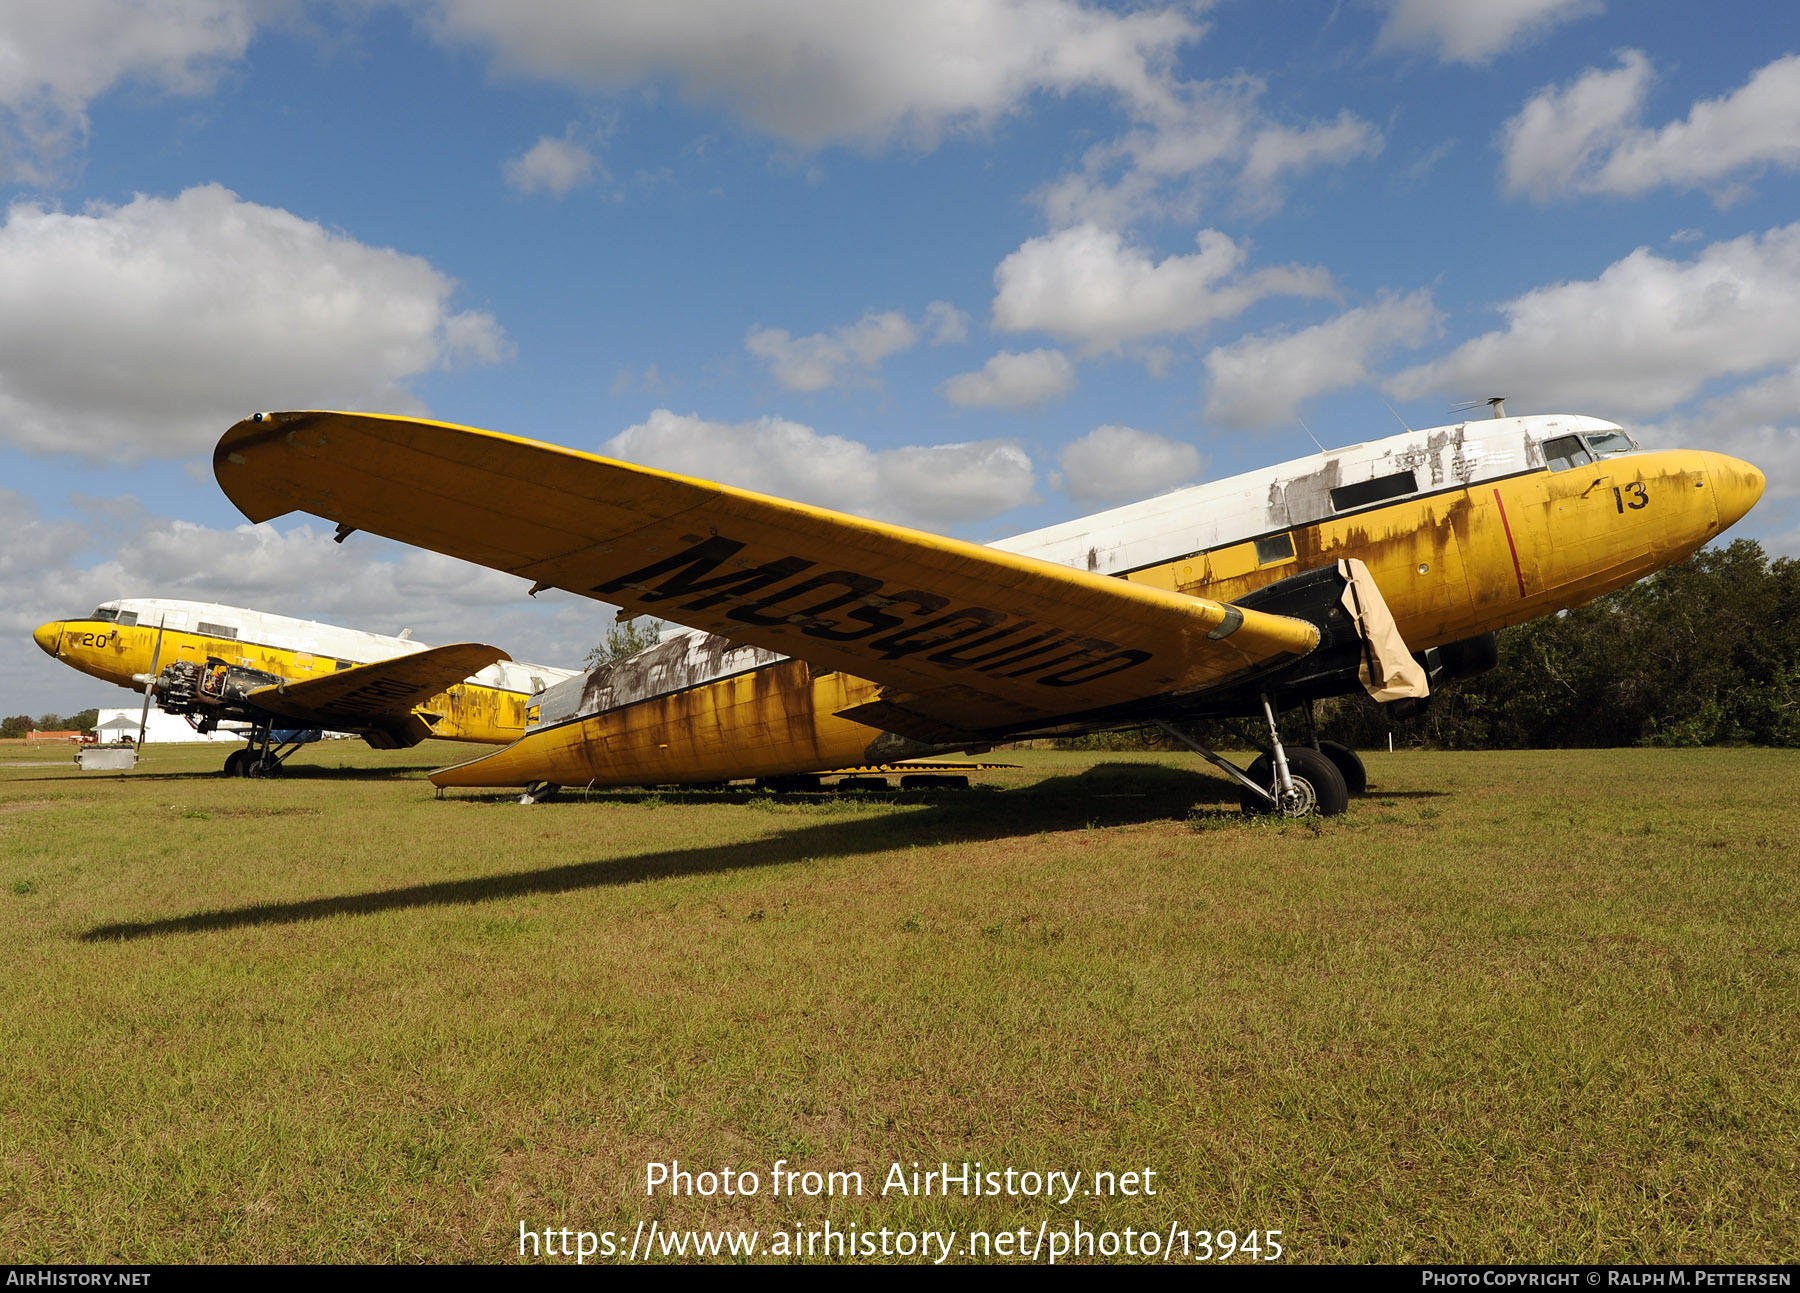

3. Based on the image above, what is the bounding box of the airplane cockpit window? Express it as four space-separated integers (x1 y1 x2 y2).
91 607 117 623
1582 430 1639 457
1541 435 1595 472
114 610 139 627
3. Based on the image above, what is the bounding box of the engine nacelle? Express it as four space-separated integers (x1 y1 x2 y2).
154 658 284 718
1415 632 1498 687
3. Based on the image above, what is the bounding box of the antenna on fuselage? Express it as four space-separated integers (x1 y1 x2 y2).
1451 396 1508 419
1296 416 1326 455
1379 396 1413 433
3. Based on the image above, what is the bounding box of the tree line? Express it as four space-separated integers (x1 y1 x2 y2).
1 709 101 739
18 543 1791 749
1354 538 1798 748
1076 539 1800 751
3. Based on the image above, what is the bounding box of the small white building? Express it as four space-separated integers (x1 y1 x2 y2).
95 703 247 744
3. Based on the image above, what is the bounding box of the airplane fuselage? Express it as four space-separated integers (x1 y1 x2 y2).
1019 414 1759 650
33 598 579 745
429 414 1764 788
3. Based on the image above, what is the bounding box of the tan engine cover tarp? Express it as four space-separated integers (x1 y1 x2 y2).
1337 558 1429 703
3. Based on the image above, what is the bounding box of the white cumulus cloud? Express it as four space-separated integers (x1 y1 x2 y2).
922 299 970 345
745 310 918 392
417 0 1197 148
1057 425 1202 504
504 130 601 196
602 409 1039 527
1376 0 1600 64
1388 223 1800 417
1204 291 1443 428
1035 79 1382 229
939 349 1075 409
0 184 508 461
1502 52 1800 204
1239 112 1384 210
422 1 1376 224
992 224 1332 354
746 301 968 390
0 0 257 182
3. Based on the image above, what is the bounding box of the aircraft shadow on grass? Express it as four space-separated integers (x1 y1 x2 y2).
82 764 1239 942
38 762 447 784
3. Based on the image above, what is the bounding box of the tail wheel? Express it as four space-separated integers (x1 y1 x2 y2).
1316 740 1367 796
1241 746 1349 817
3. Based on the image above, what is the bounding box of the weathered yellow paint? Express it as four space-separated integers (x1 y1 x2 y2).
1127 449 1757 653
42 619 532 744
434 661 883 787
210 411 1765 790
215 411 1323 738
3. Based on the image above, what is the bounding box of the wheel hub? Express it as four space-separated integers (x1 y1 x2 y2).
1276 778 1316 817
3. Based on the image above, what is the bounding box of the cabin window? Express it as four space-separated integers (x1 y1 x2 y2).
334 659 355 671
1541 435 1594 471
196 621 238 639
1330 469 1418 513
114 610 139 627
1254 533 1295 564
91 607 117 622
1582 430 1638 457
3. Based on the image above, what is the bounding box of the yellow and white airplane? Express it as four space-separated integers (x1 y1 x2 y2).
210 406 1764 813
32 597 579 776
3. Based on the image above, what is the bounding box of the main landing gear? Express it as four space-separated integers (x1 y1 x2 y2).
1155 695 1368 818
220 724 310 778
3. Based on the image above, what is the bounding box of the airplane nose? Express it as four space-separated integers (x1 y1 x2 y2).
32 621 63 658
1703 453 1766 532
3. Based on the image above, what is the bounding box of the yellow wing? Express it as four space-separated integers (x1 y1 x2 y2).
245 642 509 745
216 411 1316 739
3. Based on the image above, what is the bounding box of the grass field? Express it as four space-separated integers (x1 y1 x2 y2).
0 738 1795 1264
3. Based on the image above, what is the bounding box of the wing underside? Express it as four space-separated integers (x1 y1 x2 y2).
245 642 508 744
216 411 1318 739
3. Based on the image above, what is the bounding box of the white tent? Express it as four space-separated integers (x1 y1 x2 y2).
95 703 247 744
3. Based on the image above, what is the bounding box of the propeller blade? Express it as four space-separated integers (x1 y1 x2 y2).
136 617 167 749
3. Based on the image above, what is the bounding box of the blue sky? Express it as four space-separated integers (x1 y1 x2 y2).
5 0 1799 715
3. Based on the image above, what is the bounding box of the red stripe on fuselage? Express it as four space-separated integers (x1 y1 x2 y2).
1492 488 1527 599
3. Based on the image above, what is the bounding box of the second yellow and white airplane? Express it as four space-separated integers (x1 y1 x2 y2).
209 405 1764 813
33 598 579 776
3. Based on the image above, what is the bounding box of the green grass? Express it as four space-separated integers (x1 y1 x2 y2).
0 740 1795 1262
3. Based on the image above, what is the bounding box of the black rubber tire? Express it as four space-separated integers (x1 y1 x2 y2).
1316 739 1367 796
758 774 821 793
1240 746 1349 816
900 774 969 790
222 749 247 778
244 758 266 778
837 776 890 791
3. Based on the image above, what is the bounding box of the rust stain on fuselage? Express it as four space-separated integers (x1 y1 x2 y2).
46 621 533 744
433 445 1744 788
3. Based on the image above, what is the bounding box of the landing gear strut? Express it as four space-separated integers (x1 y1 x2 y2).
220 724 310 778
1296 699 1368 796
1155 693 1351 818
